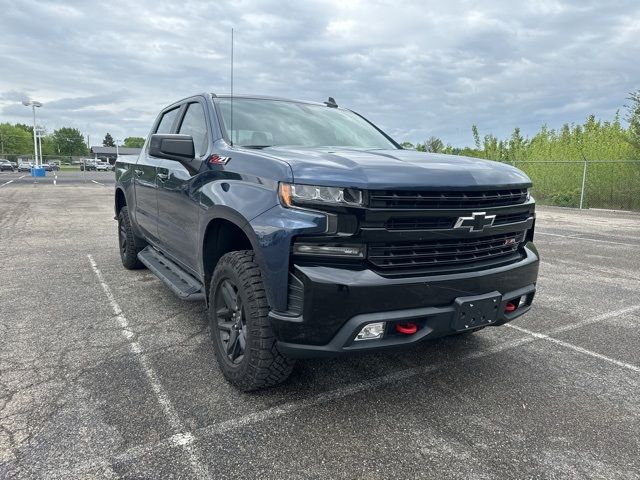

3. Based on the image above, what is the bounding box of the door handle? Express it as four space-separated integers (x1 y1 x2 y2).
156 172 169 182
134 169 143 176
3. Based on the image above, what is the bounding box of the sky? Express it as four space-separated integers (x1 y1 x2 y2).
0 0 639 148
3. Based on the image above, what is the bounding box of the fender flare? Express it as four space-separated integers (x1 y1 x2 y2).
199 205 275 305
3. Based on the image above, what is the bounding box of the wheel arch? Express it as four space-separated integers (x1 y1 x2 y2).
115 187 127 216
201 211 266 303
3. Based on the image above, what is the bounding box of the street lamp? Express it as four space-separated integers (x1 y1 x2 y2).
22 100 42 166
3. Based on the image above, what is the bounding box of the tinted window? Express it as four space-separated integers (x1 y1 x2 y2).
156 108 180 134
179 103 209 157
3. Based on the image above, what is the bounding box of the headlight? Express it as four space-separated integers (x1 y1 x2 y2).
279 182 363 208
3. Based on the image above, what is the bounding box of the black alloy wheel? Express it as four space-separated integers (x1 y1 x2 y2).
214 278 248 364
208 250 295 391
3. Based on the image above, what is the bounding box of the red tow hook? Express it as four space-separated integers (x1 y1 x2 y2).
395 322 418 335
505 302 517 313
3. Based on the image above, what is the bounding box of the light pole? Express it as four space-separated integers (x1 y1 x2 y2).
22 100 42 166
37 129 43 165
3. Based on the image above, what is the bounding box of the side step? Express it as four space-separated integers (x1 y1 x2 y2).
137 247 205 301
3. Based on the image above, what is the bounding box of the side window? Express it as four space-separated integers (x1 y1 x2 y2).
178 103 209 157
156 108 180 134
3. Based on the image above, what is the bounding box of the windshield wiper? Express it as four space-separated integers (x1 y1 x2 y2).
241 145 273 149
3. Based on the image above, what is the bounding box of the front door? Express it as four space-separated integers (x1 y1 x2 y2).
156 101 210 272
133 153 161 241
133 106 182 242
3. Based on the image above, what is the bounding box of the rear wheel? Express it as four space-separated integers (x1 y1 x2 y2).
118 206 146 269
209 250 295 391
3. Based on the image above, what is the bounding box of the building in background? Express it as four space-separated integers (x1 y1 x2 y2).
90 146 142 163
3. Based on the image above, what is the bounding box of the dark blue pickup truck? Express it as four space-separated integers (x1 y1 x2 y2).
115 94 539 390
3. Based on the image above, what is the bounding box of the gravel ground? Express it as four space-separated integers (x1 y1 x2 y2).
0 180 638 479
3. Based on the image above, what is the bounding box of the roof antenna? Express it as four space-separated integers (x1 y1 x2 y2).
324 97 338 108
230 27 234 146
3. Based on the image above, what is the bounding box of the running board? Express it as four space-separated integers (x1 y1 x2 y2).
137 247 205 301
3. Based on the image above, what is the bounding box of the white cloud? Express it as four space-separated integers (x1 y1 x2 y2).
0 0 638 147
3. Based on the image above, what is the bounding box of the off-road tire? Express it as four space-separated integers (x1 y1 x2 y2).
209 250 295 391
118 206 146 270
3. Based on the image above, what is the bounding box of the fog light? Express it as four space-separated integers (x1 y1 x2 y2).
355 322 385 341
293 244 365 258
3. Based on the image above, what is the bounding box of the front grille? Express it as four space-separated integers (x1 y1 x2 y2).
370 188 528 209
368 231 525 274
386 217 453 230
385 211 531 231
493 211 531 226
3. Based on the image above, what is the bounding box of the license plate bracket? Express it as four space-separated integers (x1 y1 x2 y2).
452 292 502 331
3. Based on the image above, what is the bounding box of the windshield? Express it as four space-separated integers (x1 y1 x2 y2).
217 98 397 149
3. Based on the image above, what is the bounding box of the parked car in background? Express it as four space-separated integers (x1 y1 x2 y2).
96 162 111 171
48 162 60 171
18 162 33 172
0 160 15 171
9 161 18 170
80 160 97 171
41 163 52 171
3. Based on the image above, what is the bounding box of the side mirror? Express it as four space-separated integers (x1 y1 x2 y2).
149 134 195 162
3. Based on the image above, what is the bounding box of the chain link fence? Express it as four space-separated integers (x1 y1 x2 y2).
515 160 640 211
3 153 639 211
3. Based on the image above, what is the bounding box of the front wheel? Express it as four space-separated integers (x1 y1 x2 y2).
209 250 295 391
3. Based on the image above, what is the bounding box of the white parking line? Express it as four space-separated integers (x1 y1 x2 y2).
56 279 639 477
1 174 29 187
91 179 107 187
549 304 640 335
87 255 211 479
507 323 639 372
536 231 640 247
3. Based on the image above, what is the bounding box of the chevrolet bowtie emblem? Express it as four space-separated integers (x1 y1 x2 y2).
454 212 496 232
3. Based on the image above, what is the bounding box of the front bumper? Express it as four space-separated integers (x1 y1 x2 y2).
269 242 539 358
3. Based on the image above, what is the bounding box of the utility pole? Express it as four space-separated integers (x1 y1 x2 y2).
22 100 42 166
37 129 44 165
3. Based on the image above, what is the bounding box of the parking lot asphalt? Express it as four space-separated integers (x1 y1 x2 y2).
0 180 638 479
0 170 115 188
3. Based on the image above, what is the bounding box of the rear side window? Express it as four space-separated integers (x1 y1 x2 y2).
156 108 180 134
179 103 209 157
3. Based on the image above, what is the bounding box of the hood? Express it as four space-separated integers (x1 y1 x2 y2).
262 147 531 190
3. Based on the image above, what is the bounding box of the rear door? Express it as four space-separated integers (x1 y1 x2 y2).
134 106 181 241
156 99 211 272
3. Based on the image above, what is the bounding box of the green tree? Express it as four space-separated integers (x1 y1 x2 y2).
103 132 115 147
424 136 444 153
15 123 34 135
123 136 145 148
508 128 527 163
52 127 88 156
471 124 481 150
0 123 33 155
400 141 415 149
626 90 640 150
